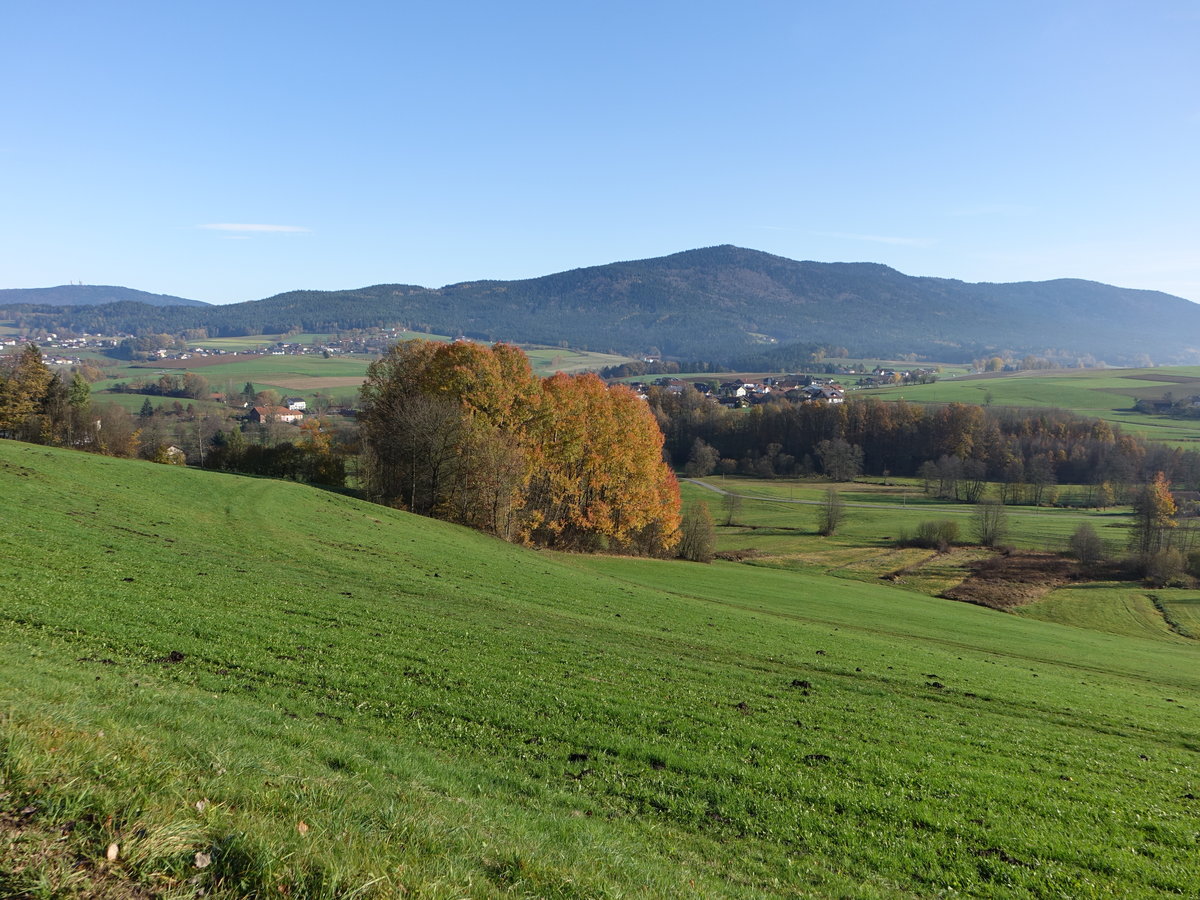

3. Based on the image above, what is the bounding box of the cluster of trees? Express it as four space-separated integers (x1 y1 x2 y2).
0 344 352 484
359 340 681 554
1136 392 1200 420
115 333 186 360
1 344 92 445
204 420 346 486
113 372 211 400
897 502 1009 551
728 343 855 374
599 359 723 379
0 344 142 456
972 352 1108 373
655 391 1200 499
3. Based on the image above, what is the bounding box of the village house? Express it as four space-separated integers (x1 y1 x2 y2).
248 406 304 424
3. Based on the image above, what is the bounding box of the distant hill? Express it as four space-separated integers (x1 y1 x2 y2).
0 284 209 307
2 247 1198 364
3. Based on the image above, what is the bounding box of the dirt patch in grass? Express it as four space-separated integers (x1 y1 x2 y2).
1122 374 1200 384
943 551 1075 611
714 548 765 562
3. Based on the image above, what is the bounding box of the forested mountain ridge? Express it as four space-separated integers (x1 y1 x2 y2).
3 246 1198 364
0 284 210 307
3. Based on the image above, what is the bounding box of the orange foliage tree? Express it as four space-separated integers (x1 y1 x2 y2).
359 341 680 555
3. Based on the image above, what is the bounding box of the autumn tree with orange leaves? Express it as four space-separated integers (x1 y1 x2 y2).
359 340 680 555
1129 471 1177 560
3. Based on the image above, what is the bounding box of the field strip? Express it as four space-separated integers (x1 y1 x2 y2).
684 479 1089 520
261 376 367 389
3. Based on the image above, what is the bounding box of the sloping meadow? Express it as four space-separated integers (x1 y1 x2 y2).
1 441 1198 897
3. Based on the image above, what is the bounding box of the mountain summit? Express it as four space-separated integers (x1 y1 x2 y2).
0 285 210 308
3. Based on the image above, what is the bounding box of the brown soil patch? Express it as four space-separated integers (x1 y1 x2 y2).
714 548 765 562
265 375 366 390
1122 374 1200 384
942 551 1075 611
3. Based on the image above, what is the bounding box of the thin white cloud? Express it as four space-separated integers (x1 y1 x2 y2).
198 223 311 233
816 231 934 248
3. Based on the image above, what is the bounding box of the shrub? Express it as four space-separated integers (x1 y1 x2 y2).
898 520 959 551
1068 523 1107 572
1144 548 1189 588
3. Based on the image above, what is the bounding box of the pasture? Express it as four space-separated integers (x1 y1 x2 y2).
87 343 637 411
679 474 1200 648
860 367 1200 446
681 476 1131 558
1 442 1198 897
522 346 640 376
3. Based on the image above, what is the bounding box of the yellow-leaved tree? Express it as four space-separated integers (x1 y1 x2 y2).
359 341 680 555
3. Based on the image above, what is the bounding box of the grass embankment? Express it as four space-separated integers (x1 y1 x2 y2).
2 443 1199 897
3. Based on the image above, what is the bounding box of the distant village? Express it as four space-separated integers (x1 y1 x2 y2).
3 328 942 424
0 328 398 368
627 366 939 406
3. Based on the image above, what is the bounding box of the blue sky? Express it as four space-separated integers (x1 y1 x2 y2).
3 1 1198 304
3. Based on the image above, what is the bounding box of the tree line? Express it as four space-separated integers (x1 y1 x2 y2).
653 389 1200 498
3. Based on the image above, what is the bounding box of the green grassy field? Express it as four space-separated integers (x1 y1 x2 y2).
682 477 1132 558
191 334 340 351
1016 584 1199 642
860 367 1200 446
2 442 1199 897
522 347 638 376
87 345 635 412
95 392 232 417
679 475 1200 640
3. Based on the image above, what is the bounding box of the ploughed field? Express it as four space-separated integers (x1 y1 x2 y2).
1 441 1198 897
